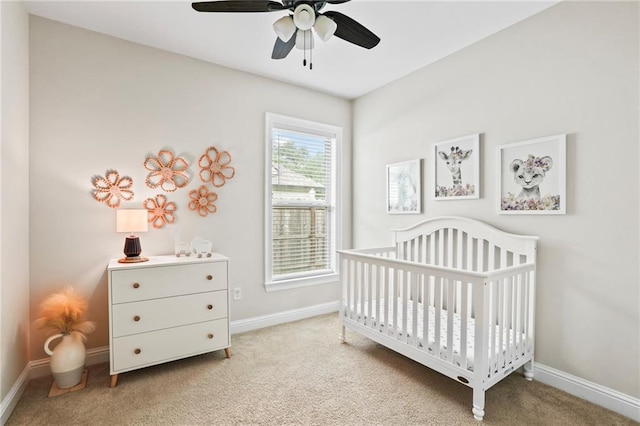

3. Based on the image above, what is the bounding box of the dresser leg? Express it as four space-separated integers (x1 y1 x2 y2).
224 347 232 358
110 374 119 388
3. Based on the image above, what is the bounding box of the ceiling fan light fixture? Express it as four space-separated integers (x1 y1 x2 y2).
295 29 314 50
293 4 315 31
313 15 337 42
273 15 296 42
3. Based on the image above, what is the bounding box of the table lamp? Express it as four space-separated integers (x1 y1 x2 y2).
116 209 149 263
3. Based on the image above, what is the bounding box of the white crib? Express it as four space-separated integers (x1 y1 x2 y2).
338 216 538 421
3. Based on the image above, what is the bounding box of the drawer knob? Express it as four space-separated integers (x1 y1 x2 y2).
206 275 213 281
207 304 213 310
133 283 140 289
134 348 141 355
133 316 140 322
208 333 214 339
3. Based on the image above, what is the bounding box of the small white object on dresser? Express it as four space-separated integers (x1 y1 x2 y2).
107 254 231 387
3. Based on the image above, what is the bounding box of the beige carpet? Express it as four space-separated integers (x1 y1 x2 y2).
7 313 636 425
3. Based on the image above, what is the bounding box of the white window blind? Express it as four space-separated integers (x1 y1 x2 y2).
265 114 339 290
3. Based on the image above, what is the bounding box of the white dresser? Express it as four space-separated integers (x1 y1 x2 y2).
107 254 231 387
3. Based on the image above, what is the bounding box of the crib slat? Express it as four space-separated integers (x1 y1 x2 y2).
422 275 430 352
367 261 373 328
438 229 445 266
384 266 390 335
375 264 382 331
358 261 364 326
393 268 399 339
477 239 485 272
517 273 525 354
429 233 436 265
523 272 529 353
421 235 428 264
489 280 497 376
488 243 496 271
456 230 463 269
446 279 455 361
505 276 513 364
497 278 505 370
412 273 419 347
500 249 508 270
473 277 491 382
460 281 469 370
447 229 454 267
402 271 409 343
348 259 355 320
466 235 474 271
515 275 522 357
434 276 442 356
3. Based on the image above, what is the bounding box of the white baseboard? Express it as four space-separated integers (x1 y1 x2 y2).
535 362 640 422
2 346 109 423
230 300 340 335
0 364 30 425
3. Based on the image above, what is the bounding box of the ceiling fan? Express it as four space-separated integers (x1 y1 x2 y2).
191 0 381 69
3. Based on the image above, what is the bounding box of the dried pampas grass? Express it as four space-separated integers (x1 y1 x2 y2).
35 285 96 340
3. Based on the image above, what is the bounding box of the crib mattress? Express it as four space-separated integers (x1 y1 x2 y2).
346 299 525 373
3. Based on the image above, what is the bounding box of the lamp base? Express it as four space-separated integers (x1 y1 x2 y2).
117 256 149 264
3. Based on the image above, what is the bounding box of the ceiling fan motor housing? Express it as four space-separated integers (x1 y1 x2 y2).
293 3 315 30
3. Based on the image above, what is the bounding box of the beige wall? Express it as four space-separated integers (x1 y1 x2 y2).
1 0 30 403
28 16 351 361
352 1 639 398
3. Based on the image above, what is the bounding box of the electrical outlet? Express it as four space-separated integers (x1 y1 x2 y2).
233 287 242 301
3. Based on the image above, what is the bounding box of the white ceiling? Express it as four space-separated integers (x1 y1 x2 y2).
25 0 558 99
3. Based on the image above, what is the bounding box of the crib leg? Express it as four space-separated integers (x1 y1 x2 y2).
338 324 346 343
472 387 485 421
523 359 535 381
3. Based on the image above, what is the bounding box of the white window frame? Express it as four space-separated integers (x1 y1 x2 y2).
265 113 341 292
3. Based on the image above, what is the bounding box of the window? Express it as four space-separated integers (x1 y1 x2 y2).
265 113 341 291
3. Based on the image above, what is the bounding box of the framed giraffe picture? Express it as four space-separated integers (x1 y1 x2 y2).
433 134 480 200
498 134 566 215
386 159 422 214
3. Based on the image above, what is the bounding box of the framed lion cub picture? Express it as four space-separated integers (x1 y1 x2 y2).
498 134 566 215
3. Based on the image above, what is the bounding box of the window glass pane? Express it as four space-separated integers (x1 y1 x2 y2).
268 120 337 284
272 129 331 204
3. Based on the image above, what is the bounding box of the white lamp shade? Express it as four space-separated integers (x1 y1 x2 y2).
273 15 296 42
314 15 337 42
116 209 148 233
293 3 315 31
295 30 314 50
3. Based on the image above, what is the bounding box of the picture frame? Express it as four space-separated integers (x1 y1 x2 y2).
498 134 566 215
433 134 480 200
386 159 422 214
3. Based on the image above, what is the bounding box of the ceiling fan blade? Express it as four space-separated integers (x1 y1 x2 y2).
192 1 286 13
322 10 380 49
271 33 296 59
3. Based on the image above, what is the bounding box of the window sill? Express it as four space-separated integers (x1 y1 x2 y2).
265 273 339 292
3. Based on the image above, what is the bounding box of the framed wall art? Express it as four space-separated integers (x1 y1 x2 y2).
386 159 422 214
498 134 566 215
433 134 480 200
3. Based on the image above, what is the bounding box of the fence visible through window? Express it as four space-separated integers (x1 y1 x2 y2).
272 206 328 276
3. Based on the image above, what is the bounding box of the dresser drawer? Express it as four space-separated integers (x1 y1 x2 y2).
111 261 227 304
111 290 228 338
112 319 229 373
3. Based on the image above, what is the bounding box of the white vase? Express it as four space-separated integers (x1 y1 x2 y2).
44 332 86 389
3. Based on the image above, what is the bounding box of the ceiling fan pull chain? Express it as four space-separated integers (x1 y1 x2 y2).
303 32 307 67
309 43 313 70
